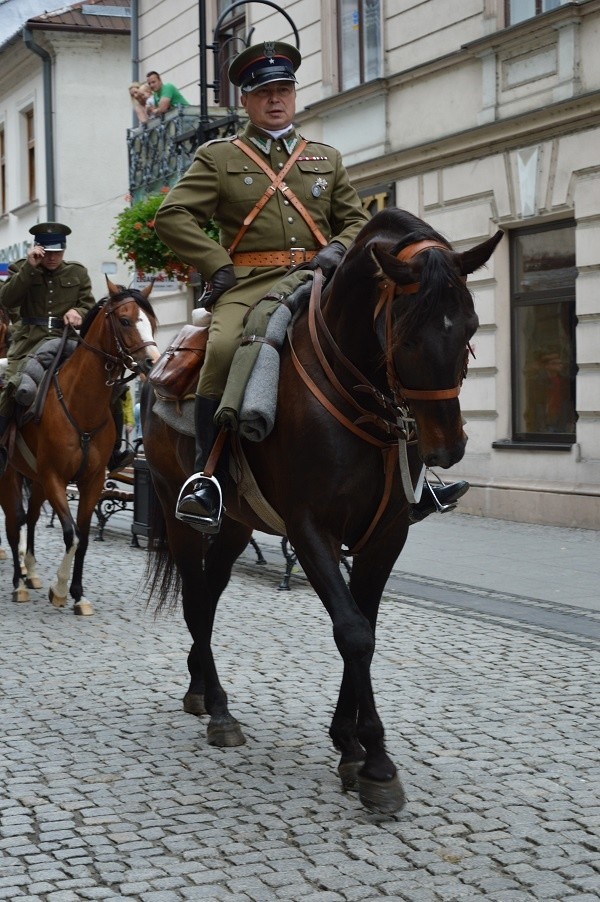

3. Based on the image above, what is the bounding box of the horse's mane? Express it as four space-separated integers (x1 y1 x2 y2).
80 286 157 339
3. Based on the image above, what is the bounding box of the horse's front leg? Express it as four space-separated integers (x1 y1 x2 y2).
44 485 79 610
330 520 409 806
68 476 106 616
289 523 406 815
178 517 252 748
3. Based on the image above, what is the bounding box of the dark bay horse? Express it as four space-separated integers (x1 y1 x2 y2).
142 208 503 814
2 280 158 613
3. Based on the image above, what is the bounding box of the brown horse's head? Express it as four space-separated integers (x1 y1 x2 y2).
363 217 503 468
80 278 160 375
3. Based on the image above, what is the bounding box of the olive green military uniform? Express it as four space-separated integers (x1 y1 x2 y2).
0 258 95 415
155 121 369 398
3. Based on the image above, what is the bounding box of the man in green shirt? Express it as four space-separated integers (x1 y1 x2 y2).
146 70 189 115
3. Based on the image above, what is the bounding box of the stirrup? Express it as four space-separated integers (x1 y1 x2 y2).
175 472 224 534
425 471 458 514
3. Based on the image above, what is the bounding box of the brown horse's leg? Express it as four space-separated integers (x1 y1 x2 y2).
23 481 45 591
68 475 106 615
289 522 407 815
0 470 29 602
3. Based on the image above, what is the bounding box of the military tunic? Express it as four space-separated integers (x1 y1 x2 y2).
0 258 95 412
155 121 369 397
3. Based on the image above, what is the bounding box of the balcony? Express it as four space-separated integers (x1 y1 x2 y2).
127 105 242 200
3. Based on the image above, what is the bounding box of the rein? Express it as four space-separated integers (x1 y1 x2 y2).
288 240 472 551
53 292 157 480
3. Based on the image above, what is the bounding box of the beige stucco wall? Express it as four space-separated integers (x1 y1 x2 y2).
132 0 600 527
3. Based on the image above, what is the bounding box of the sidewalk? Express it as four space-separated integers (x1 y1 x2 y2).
253 510 600 613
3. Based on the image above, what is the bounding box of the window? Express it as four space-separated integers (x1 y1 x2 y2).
505 0 567 26
338 0 382 91
510 222 576 444
0 127 6 215
23 108 36 203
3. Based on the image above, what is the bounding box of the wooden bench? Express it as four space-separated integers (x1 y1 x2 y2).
95 465 135 541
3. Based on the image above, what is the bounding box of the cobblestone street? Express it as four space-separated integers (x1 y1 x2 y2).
1 510 599 901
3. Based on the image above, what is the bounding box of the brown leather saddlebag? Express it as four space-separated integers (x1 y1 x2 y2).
149 324 208 401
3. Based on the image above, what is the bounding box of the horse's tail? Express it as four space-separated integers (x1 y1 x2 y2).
143 488 183 615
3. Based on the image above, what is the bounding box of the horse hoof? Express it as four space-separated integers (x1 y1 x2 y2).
183 692 207 716
25 576 43 590
358 773 407 814
73 598 94 616
0 547 7 560
12 586 30 603
207 715 246 747
338 759 364 792
49 588 67 608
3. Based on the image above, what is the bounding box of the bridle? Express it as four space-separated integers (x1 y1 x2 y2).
374 239 472 404
76 291 158 385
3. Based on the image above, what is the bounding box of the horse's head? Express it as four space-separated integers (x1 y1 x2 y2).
367 225 503 468
101 277 160 375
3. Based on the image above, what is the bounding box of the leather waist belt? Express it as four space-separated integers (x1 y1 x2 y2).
22 316 64 330
231 248 318 267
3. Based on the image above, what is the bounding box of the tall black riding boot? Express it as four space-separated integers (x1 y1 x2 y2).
175 395 224 533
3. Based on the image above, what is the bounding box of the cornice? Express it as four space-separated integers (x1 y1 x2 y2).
345 91 600 189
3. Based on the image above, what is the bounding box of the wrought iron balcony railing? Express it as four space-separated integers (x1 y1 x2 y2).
127 105 242 200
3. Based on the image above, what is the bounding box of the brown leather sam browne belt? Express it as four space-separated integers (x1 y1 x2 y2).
231 248 317 267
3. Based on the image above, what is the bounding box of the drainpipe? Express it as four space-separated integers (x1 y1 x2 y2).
22 26 55 220
131 0 139 127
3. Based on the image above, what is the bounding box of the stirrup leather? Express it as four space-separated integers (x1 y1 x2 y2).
175 472 224 534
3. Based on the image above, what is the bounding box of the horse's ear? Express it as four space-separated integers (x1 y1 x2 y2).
370 243 419 286
139 281 153 300
105 275 119 296
455 230 503 276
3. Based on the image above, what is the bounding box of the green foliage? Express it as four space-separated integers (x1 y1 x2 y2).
111 189 219 281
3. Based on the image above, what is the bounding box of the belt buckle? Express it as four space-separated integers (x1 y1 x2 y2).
289 247 307 266
48 315 55 329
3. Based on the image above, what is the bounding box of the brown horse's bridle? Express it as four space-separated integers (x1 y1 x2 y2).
75 293 158 384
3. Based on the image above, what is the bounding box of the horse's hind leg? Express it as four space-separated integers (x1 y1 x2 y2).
23 483 45 591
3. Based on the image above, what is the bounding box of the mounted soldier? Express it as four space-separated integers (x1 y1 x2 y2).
154 41 468 532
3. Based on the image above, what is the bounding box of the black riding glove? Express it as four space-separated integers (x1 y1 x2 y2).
203 264 237 310
308 242 346 281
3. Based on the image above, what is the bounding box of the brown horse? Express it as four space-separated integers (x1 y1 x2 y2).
2 280 158 613
142 208 503 814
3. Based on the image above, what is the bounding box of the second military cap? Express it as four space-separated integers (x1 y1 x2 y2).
29 221 71 251
228 41 301 93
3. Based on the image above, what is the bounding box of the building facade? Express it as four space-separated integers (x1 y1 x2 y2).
131 0 600 528
0 0 134 299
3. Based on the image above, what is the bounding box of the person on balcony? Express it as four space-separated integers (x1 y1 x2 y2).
145 70 189 116
129 81 155 124
154 41 469 532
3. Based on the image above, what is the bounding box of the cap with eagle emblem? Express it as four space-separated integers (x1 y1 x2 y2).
228 41 301 93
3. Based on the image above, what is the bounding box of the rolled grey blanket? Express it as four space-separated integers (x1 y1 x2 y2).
239 303 291 441
15 372 38 407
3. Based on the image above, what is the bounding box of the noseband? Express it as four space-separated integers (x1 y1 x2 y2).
77 292 157 383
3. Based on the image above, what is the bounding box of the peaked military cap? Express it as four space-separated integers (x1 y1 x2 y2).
29 221 71 251
228 41 301 93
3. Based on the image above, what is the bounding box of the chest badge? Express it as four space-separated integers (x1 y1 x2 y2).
244 176 254 185
312 177 328 197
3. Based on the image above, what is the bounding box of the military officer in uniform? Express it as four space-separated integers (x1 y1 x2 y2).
0 222 132 476
155 41 468 532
